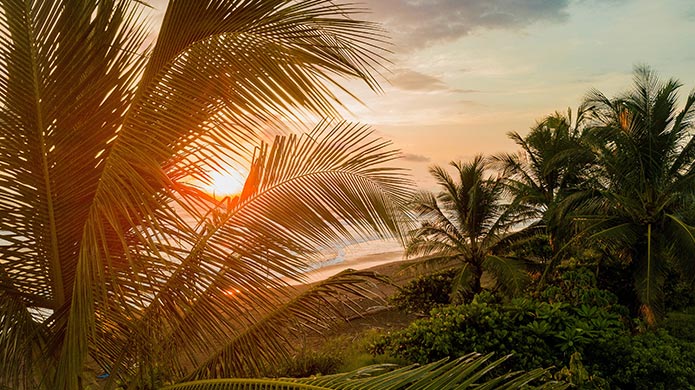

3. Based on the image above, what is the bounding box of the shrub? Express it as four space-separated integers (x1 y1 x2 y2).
661 311 695 342
390 269 457 314
586 329 695 389
268 350 343 378
371 291 626 373
540 267 627 313
663 264 695 311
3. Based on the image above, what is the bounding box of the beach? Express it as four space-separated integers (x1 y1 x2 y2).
283 239 407 284
301 249 405 284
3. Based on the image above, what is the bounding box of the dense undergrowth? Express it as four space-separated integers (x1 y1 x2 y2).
367 267 695 389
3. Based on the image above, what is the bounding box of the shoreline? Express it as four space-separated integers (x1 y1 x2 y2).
292 249 406 284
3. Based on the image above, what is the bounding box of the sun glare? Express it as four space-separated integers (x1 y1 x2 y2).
206 169 247 199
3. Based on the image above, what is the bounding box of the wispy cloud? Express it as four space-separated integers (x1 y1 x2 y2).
402 153 432 163
388 68 480 93
388 69 448 91
363 0 574 50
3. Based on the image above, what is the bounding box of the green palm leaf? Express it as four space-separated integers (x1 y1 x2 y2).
163 353 569 390
405 157 526 297
575 65 695 322
483 255 530 297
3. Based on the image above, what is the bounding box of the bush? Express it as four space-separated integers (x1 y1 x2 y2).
376 266 695 388
371 291 627 373
586 329 695 389
663 264 695 311
390 269 457 314
661 311 695 342
540 267 627 313
268 350 343 378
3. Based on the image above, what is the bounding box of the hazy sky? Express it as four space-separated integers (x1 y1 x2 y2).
149 0 695 190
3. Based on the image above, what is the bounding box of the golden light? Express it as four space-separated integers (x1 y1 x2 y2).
206 168 247 199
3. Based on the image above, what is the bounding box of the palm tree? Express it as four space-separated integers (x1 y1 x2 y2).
0 1 413 389
492 109 593 278
406 156 528 299
573 65 695 323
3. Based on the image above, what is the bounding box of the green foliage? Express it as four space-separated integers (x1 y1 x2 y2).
269 332 408 378
585 330 695 389
371 291 626 373
375 266 695 388
553 352 608 389
663 265 695 312
406 156 529 297
662 311 695 342
573 66 695 321
538 268 628 316
390 269 458 314
372 268 632 384
164 353 569 390
494 107 592 266
268 351 343 378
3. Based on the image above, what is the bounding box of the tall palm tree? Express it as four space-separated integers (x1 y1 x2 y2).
574 65 695 323
0 1 412 389
492 109 593 278
406 156 528 299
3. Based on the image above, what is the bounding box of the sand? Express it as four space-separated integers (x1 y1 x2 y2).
296 249 406 284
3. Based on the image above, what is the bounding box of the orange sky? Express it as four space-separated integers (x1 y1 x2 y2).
150 0 695 191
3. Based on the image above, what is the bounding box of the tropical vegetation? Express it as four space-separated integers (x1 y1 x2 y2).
492 108 591 268
163 353 568 390
368 66 695 389
404 156 529 300
573 67 695 321
2 0 695 388
373 268 695 389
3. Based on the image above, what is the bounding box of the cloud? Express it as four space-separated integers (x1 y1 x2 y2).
388 68 480 93
388 69 448 91
362 0 573 49
402 153 432 162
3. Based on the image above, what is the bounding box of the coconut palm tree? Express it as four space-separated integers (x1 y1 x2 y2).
0 1 413 388
406 156 529 300
573 65 695 323
492 109 593 279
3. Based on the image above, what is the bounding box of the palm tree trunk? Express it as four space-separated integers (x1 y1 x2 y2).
472 265 483 294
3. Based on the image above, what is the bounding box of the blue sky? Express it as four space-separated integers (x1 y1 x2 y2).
150 0 695 189
334 0 695 188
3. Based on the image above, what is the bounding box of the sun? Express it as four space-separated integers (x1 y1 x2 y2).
206 169 247 199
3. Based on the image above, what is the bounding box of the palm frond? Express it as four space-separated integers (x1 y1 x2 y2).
0 290 51 389
483 255 530 297
185 269 389 380
96 122 412 385
164 353 569 390
1 0 398 387
664 213 695 284
0 1 151 387
451 263 475 299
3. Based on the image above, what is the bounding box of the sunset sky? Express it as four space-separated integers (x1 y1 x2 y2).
150 0 695 190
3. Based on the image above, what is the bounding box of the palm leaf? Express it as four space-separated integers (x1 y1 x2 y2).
185 269 389 380
665 213 695 284
450 262 475 299
1 0 397 387
483 255 530 297
163 353 569 390
97 122 412 385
